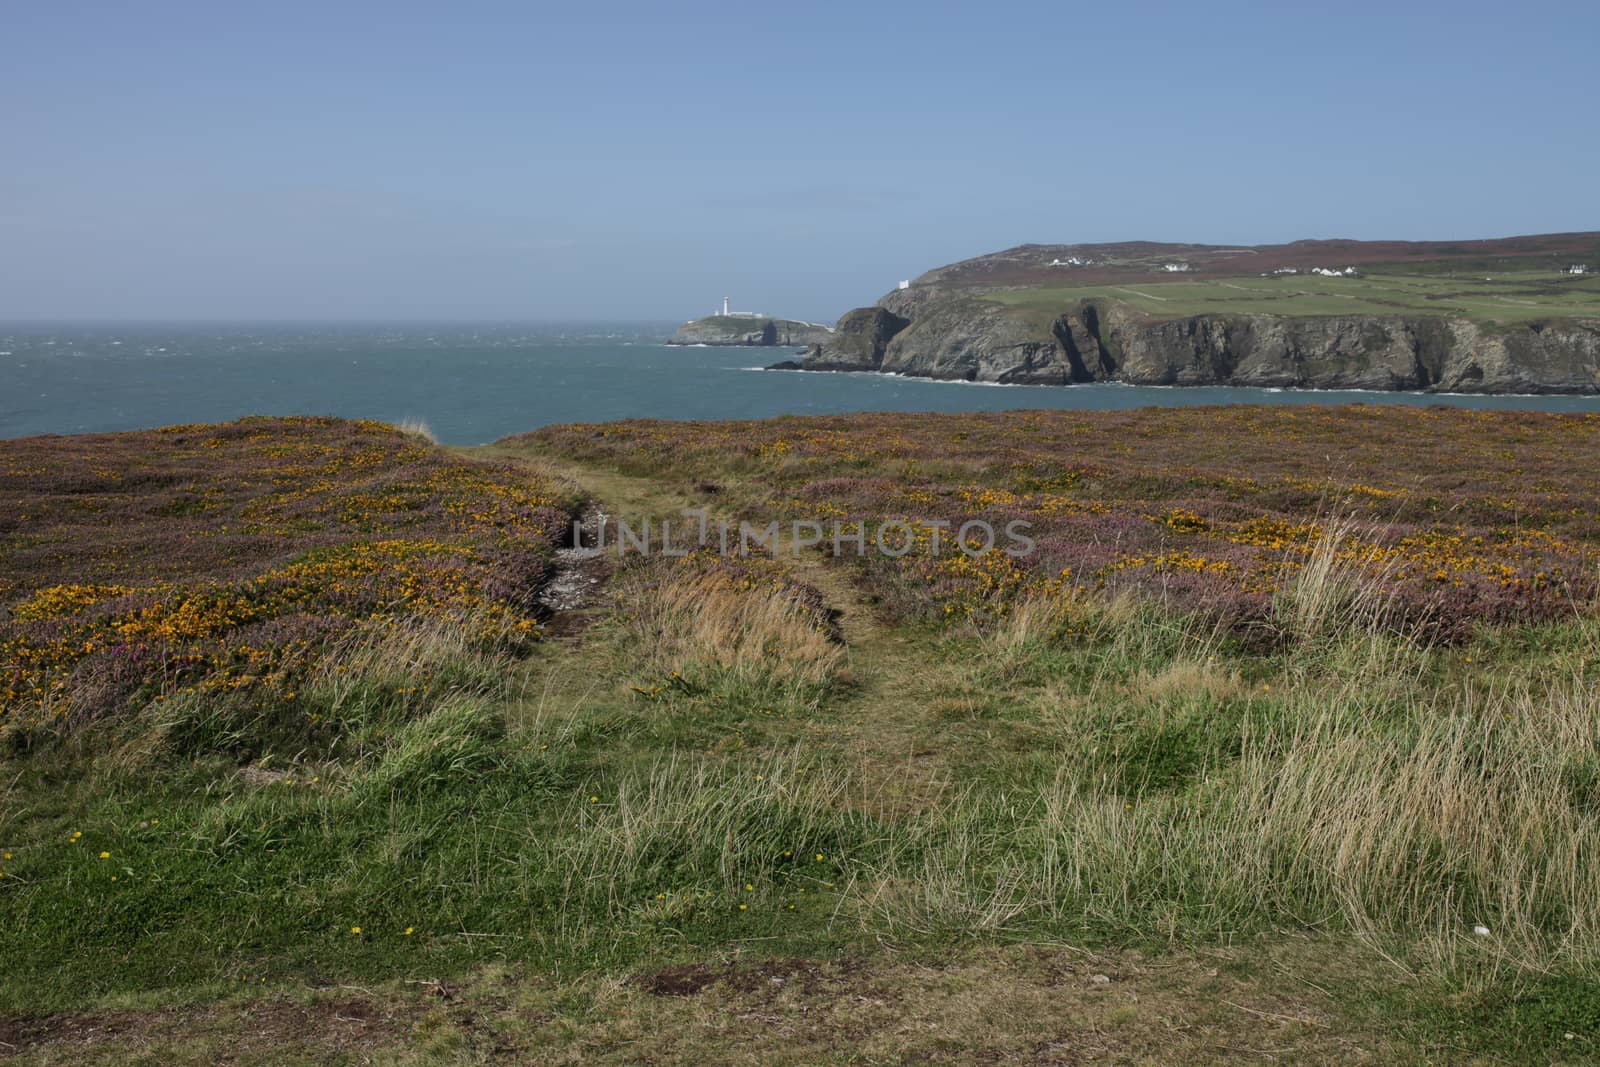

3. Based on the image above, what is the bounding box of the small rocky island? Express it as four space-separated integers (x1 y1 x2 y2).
670 314 833 348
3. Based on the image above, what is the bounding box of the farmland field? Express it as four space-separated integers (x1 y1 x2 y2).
987 268 1600 323
4 410 1600 1063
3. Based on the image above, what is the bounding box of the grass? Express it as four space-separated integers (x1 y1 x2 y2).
987 268 1600 323
4 411 1600 1061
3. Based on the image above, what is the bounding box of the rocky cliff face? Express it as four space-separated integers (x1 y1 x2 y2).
800 307 909 371
879 299 1073 383
788 293 1600 394
670 316 833 347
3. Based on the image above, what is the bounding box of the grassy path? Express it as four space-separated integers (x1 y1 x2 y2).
481 446 968 813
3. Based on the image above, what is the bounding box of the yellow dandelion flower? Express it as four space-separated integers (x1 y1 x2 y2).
350 926 362 935
738 904 748 911
99 851 110 859
405 927 415 936
815 853 824 862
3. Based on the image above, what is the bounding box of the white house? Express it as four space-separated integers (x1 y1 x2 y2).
1047 256 1092 267
898 279 911 290
1162 262 1192 273
1565 264 1592 275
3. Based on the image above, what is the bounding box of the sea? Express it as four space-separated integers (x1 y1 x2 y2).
2 322 1595 445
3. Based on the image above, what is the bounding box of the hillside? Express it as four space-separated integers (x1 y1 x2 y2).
791 232 1600 393
909 232 1600 290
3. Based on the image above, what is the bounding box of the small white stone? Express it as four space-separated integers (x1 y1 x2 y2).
1473 924 1491 936
1089 974 1111 984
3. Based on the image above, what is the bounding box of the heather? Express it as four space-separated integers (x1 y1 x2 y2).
522 404 1600 639
5 410 1600 1063
0 416 576 747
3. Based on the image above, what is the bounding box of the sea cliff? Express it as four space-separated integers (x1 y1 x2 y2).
792 293 1600 394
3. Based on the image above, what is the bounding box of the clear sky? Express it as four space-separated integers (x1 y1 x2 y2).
4 0 1596 321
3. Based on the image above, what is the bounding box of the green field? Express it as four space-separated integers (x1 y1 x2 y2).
988 269 1600 323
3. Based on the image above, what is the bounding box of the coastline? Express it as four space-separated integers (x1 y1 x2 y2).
754 363 1600 402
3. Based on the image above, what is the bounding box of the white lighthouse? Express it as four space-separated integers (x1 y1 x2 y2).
722 296 730 316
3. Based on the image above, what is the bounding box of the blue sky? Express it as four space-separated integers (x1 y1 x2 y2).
3 0 1596 321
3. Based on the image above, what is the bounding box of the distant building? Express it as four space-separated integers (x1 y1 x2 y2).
1047 256 1092 267
1565 264 1592 275
1162 262 1192 273
898 279 911 290
717 296 764 318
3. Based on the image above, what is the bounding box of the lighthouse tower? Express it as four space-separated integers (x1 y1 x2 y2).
722 296 730 316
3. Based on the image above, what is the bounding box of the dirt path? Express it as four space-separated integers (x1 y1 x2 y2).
0 940 1421 1065
494 451 965 811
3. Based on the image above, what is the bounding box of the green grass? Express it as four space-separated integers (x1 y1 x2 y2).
988 268 1600 323
7 440 1600 1061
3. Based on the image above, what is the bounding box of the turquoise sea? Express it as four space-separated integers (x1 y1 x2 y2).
2 322 1596 445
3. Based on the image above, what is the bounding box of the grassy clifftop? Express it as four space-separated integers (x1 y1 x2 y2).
5 411 1600 1061
883 232 1600 327
985 267 1600 325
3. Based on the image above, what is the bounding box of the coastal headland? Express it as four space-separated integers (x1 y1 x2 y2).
784 232 1600 393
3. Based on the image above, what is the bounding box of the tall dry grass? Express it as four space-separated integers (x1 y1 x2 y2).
393 417 438 444
304 611 526 731
839 633 1600 977
614 569 844 697
1273 511 1404 640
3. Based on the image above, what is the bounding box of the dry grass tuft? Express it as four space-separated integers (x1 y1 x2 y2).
392 417 438 444
617 569 844 693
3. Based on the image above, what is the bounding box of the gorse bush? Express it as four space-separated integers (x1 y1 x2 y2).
524 406 1600 638
0 417 577 747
